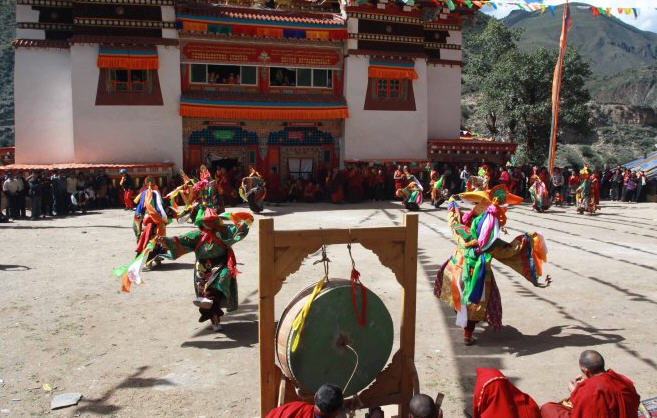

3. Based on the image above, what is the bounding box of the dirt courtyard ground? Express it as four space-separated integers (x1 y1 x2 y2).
1 200 656 417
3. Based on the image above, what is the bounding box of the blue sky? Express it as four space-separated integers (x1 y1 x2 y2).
482 1 657 33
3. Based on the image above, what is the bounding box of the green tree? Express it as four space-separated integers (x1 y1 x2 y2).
465 20 592 165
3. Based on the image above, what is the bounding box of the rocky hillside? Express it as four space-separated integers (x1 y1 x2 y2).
0 2 15 147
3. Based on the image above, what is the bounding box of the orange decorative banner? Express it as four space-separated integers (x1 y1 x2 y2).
368 66 418 80
180 104 348 121
97 47 158 70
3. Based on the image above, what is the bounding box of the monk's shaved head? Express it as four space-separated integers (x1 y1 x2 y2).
579 350 605 374
409 394 437 418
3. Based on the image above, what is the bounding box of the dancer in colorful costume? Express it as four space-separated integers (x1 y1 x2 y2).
133 176 168 268
429 170 449 208
434 185 549 345
528 176 551 213
575 167 597 215
396 167 423 211
239 168 266 213
165 171 197 220
161 209 253 331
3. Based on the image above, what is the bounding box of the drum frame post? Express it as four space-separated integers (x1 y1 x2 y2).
258 214 419 417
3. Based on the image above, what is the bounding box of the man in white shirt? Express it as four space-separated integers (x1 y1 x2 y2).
3 172 19 220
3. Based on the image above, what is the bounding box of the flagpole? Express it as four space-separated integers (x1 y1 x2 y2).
548 0 570 174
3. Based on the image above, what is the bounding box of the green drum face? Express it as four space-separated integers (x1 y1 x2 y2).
285 285 394 397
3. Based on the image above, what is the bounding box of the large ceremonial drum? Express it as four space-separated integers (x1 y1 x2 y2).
276 279 394 397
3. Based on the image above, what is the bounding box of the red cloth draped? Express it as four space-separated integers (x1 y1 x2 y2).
569 370 640 418
265 401 315 418
123 190 134 209
473 368 541 418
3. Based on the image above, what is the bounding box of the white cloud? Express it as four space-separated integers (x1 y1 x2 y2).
482 1 657 33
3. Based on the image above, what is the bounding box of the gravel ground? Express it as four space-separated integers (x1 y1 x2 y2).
1 200 656 417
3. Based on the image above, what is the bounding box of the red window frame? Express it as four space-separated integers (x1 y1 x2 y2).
374 78 402 99
109 69 149 93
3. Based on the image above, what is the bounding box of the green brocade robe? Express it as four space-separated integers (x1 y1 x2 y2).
163 223 249 312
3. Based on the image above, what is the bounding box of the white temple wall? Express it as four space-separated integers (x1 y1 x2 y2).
344 55 428 161
16 5 40 22
14 48 75 164
70 44 183 168
426 63 461 140
16 6 44 39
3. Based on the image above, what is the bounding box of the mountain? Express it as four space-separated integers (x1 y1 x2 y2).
503 4 657 77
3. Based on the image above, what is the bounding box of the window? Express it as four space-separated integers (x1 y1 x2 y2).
270 67 333 88
96 68 163 105
288 158 313 180
189 64 257 86
191 64 207 83
364 78 415 111
375 79 402 99
108 69 152 93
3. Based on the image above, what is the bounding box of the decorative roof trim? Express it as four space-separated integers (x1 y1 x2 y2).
13 39 70 49
424 42 461 50
347 48 427 59
427 58 462 67
17 0 72 7
349 32 424 44
344 5 421 18
77 0 174 5
423 23 460 31
346 11 421 25
73 18 175 29
177 14 344 29
178 4 344 26
69 35 179 46
17 22 73 31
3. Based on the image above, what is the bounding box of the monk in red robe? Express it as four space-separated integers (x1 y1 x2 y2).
540 350 640 418
473 368 541 418
265 384 343 418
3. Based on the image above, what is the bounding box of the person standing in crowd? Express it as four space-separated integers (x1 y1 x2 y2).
120 169 134 210
622 172 637 202
27 171 42 220
15 171 26 218
567 169 579 206
66 170 77 215
459 165 470 192
635 170 646 203
51 170 66 216
550 167 564 199
3 171 19 220
611 168 622 201
95 169 110 208
41 171 53 217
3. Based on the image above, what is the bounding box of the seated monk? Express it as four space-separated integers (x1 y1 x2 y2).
473 368 541 418
540 350 640 418
265 384 343 418
410 393 443 418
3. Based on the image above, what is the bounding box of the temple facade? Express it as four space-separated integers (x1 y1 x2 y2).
12 0 474 181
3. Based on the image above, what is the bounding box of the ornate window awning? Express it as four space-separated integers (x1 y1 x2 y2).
97 46 158 70
180 94 348 121
368 60 418 80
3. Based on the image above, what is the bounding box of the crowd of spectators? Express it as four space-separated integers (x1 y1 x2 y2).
1 169 114 221
2 162 652 221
